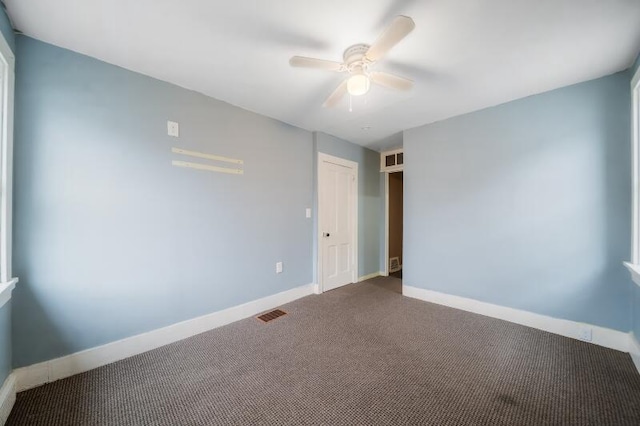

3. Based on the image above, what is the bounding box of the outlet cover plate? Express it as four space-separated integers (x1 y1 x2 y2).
577 326 592 342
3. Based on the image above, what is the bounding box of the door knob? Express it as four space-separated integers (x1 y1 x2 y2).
323 232 330 237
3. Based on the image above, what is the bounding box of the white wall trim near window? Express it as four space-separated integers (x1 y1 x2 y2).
0 277 16 309
627 65 640 288
0 29 17 305
625 262 640 288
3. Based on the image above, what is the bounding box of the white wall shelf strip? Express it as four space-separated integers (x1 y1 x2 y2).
172 160 243 175
172 147 243 165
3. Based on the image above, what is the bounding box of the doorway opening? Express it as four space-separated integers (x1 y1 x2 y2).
379 170 403 295
388 171 403 280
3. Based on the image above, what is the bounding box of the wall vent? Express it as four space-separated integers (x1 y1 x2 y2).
380 149 404 172
257 309 287 323
389 257 401 273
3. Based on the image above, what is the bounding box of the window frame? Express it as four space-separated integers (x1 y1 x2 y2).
626 66 640 286
0 30 16 309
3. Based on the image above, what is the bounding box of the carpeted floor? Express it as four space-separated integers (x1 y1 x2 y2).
8 277 640 425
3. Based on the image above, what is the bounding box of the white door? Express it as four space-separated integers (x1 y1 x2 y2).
318 153 358 292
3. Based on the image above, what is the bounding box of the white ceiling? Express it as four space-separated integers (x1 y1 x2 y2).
6 0 640 150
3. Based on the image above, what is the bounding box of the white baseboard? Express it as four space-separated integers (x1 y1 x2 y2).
14 283 315 392
358 271 382 282
0 373 15 425
631 334 640 374
403 285 630 353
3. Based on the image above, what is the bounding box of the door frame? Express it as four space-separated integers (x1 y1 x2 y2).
317 152 358 293
383 172 389 276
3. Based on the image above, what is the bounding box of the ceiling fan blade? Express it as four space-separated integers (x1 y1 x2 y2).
323 80 348 108
370 72 414 91
289 56 343 71
365 16 415 62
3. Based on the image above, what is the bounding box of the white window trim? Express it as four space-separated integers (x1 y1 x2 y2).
0 277 17 309
0 29 17 308
625 65 640 287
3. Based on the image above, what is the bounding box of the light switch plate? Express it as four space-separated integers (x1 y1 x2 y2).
167 121 179 137
276 262 283 274
306 208 311 218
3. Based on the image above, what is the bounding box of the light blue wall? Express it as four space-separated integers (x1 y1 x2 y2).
404 72 632 332
0 4 13 387
12 36 314 367
313 132 383 279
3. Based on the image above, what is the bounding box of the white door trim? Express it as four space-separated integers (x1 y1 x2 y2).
317 152 358 293
383 172 389 276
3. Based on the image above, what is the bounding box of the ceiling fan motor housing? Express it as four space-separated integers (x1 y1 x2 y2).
343 44 372 72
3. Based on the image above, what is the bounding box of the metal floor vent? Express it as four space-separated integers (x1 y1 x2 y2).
257 309 287 323
389 257 401 273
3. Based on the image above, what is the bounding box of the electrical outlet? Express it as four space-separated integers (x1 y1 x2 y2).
306 208 311 218
276 262 283 274
577 326 592 342
167 121 179 137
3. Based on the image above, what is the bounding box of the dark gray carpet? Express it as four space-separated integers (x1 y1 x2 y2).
8 277 640 425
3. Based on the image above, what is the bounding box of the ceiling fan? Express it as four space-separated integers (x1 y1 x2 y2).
289 16 416 108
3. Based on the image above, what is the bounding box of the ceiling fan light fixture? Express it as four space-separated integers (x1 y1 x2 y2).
347 74 370 96
289 16 415 107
